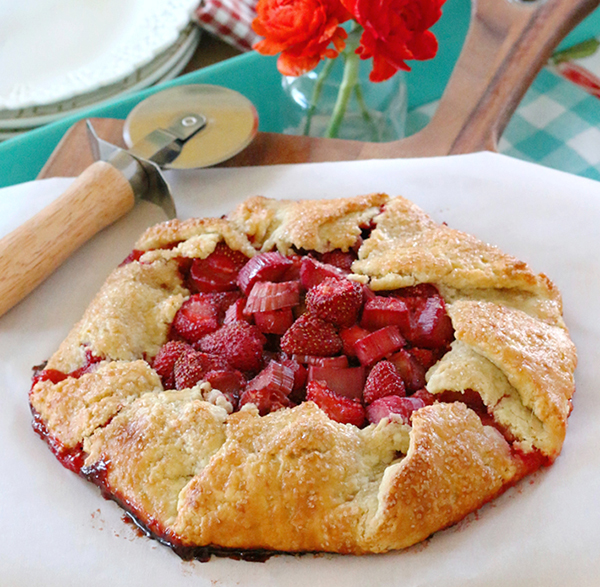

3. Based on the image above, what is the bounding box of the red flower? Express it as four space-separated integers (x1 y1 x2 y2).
252 0 352 76
342 0 446 82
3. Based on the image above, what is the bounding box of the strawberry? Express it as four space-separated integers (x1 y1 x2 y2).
172 294 220 343
388 348 426 392
299 257 345 290
244 281 300 313
292 355 349 368
188 242 248 292
409 347 440 371
362 360 406 404
360 296 409 331
411 388 436 406
307 365 365 399
280 313 342 357
366 395 426 426
354 326 405 365
306 380 365 427
152 340 195 388
254 307 294 335
305 277 363 328
198 321 266 373
319 249 356 272
236 252 293 295
173 350 230 390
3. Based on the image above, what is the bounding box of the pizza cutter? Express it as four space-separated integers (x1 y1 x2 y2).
0 84 258 317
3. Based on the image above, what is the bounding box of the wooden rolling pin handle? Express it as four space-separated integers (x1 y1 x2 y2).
0 161 135 317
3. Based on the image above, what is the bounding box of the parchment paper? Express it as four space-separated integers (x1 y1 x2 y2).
1 152 599 587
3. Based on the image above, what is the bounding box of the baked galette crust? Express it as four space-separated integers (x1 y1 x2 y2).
29 193 577 556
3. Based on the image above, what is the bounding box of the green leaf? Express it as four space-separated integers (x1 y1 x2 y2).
552 38 600 65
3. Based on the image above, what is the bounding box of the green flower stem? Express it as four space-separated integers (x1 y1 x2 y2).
325 48 360 138
354 83 379 142
303 58 336 136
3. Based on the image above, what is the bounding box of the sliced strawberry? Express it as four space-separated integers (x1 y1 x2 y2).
152 340 195 389
408 295 454 349
292 355 349 368
354 326 405 365
280 313 342 357
388 348 426 392
172 294 220 343
305 277 363 328
366 395 426 425
320 249 356 272
363 360 406 404
173 351 208 390
244 281 300 313
224 298 250 325
198 321 266 373
339 324 370 357
236 252 293 295
306 380 365 427
239 387 294 416
307 365 365 399
360 296 409 331
254 307 294 335
189 243 248 293
299 257 345 290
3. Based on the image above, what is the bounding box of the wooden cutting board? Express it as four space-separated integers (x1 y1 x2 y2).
39 0 600 179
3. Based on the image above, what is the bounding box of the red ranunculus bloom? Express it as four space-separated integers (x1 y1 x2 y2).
252 0 352 76
342 0 446 82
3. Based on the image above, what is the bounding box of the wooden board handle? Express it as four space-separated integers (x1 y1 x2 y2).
0 161 135 317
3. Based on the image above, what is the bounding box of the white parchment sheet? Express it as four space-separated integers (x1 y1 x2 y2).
1 152 599 587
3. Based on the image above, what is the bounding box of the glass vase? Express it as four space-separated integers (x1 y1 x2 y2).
281 32 407 142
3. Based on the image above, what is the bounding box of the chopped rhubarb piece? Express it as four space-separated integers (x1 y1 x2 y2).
339 324 370 357
299 257 345 290
172 294 220 343
292 355 349 368
411 388 436 406
280 313 342 357
305 277 363 328
362 284 376 302
224 298 250 324
320 249 356 272
360 296 409 331
198 321 266 373
408 295 454 349
393 283 439 301
308 365 366 399
306 380 365 427
245 360 295 397
244 281 300 313
354 326 405 365
437 389 488 417
239 387 294 416
152 341 195 388
254 307 294 335
281 254 303 281
236 252 293 295
409 347 440 371
363 360 406 404
366 395 426 425
279 358 307 392
388 348 426 392
189 243 248 292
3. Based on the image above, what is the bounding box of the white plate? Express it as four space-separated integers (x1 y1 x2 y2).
0 24 201 134
0 0 199 110
1 153 600 586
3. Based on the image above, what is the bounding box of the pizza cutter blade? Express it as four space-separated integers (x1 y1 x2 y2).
0 84 259 317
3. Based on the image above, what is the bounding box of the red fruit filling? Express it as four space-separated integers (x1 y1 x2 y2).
188 242 249 293
306 380 365 427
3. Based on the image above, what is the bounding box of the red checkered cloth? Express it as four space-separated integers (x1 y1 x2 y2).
195 0 261 52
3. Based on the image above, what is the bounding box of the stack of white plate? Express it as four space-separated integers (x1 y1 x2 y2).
0 0 201 141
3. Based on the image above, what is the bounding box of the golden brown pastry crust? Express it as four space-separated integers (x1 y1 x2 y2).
29 193 577 556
